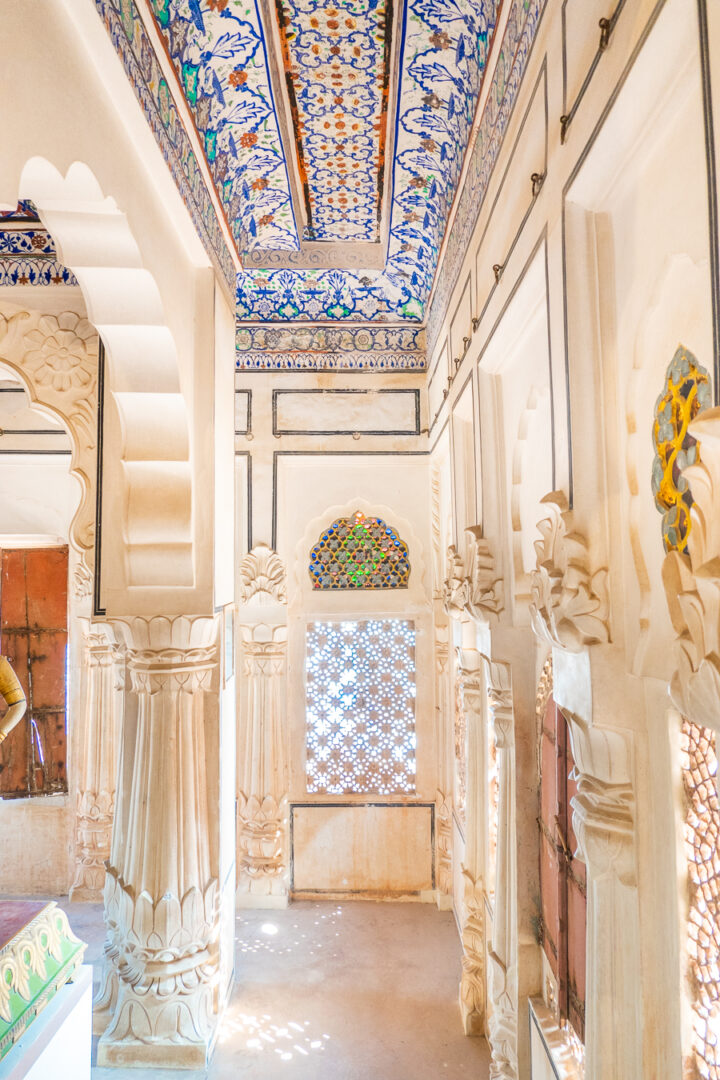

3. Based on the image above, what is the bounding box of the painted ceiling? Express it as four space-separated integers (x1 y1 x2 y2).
147 0 499 323
0 0 548 366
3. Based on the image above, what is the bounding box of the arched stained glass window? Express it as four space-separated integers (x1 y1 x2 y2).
309 510 410 589
651 345 711 553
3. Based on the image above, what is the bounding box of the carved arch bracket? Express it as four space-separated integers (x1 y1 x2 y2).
529 493 610 652
443 525 504 622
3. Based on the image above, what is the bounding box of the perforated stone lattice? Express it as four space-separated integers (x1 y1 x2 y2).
305 619 416 795
681 718 720 1078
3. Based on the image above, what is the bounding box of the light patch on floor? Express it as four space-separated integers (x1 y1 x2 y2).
60 898 492 1079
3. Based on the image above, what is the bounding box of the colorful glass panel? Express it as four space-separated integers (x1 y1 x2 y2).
651 345 711 553
309 511 410 589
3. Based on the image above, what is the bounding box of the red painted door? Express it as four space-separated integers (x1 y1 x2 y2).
0 548 68 797
538 695 587 1040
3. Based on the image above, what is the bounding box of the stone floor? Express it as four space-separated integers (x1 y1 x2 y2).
57 897 491 1079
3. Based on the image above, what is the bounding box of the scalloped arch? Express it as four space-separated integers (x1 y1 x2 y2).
18 157 193 594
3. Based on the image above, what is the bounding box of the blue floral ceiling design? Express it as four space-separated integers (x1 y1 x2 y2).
0 0 548 357
144 0 499 323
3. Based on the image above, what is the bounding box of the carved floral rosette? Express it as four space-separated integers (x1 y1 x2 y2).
529 494 609 652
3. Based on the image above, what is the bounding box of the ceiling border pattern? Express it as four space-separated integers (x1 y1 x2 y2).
0 262 78 287
94 0 237 290
235 321 425 369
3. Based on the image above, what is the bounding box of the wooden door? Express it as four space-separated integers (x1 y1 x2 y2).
538 695 587 1040
0 548 68 797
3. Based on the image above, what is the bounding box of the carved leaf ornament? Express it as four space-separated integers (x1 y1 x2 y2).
442 526 503 620
529 494 609 652
238 544 287 604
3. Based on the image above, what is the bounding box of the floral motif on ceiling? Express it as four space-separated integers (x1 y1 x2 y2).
149 0 299 251
276 0 392 242
237 0 499 321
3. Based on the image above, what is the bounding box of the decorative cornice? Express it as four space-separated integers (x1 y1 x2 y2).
239 545 287 605
443 527 504 622
529 494 610 652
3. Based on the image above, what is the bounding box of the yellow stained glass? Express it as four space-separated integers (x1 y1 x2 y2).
651 345 711 553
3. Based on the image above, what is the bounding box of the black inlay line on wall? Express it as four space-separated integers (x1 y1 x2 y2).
234 450 253 552
234 388 252 436
94 340 106 617
271 449 429 550
562 0 680 508
470 228 559 501
560 0 628 138
698 0 720 399
427 62 549 440
271 388 421 436
288 801 436 893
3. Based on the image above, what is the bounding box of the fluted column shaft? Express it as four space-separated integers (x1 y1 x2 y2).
96 616 220 1070
70 621 123 901
236 626 289 905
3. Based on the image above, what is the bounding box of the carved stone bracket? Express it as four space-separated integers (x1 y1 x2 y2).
529 494 609 652
0 303 98 595
239 545 287 605
443 526 504 622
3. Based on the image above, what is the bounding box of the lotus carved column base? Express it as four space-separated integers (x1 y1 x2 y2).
69 789 114 902
236 793 289 909
96 868 220 1068
459 869 486 1035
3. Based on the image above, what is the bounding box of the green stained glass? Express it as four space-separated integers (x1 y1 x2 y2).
309 511 410 590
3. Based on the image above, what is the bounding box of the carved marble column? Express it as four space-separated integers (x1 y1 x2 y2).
530 494 642 1079
236 545 289 907
69 621 124 901
237 624 289 905
562 701 641 1080
483 658 519 1080
456 648 487 1036
95 616 221 1070
434 630 453 905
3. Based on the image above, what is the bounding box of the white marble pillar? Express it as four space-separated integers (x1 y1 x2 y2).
568 732 640 1080
69 621 124 902
483 658 518 1080
95 615 221 1070
434 626 453 905
456 647 487 1036
237 623 289 907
